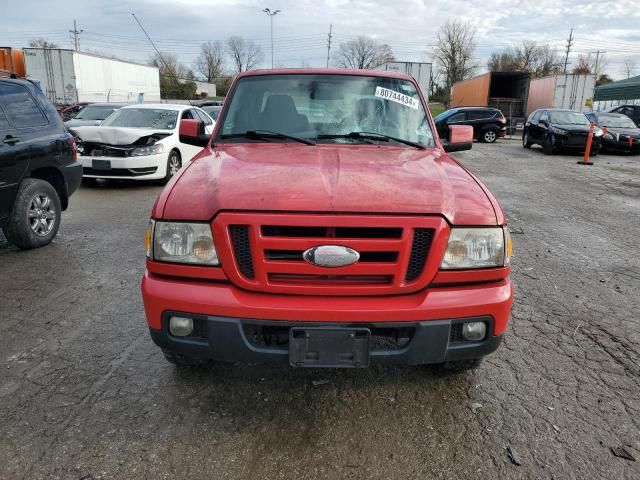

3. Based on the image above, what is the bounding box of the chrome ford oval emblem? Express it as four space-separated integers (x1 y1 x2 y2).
303 245 360 268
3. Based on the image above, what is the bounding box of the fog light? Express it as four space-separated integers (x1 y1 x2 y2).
169 316 193 337
462 322 486 342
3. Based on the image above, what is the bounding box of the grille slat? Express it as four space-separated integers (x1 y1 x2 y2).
229 225 255 279
405 228 434 282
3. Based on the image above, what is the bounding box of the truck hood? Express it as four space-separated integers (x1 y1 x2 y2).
70 126 172 145
160 144 498 225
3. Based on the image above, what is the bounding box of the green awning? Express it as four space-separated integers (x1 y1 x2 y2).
594 75 640 101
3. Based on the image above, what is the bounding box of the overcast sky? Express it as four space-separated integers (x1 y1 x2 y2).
3 0 640 80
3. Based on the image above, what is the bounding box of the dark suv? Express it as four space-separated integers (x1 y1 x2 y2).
0 78 82 249
609 104 640 127
434 107 507 143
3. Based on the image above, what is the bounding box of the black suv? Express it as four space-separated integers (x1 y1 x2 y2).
434 107 507 143
608 104 640 127
522 109 602 155
0 77 82 249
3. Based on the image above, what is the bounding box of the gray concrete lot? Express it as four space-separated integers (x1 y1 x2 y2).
1 140 639 479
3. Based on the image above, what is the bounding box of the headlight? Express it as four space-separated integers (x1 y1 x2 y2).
593 128 604 137
550 126 567 135
152 221 219 266
130 143 165 156
440 227 510 270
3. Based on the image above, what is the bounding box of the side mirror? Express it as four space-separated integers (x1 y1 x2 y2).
443 125 473 153
179 119 210 147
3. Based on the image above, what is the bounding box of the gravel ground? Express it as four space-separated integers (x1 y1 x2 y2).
1 140 639 479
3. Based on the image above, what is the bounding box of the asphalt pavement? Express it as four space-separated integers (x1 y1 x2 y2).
1 140 639 479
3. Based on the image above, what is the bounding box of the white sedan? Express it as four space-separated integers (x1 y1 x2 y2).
71 104 215 182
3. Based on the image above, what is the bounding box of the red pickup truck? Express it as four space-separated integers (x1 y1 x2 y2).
141 69 513 371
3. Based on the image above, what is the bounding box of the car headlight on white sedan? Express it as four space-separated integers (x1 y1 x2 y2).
130 143 165 156
149 221 219 266
440 227 512 270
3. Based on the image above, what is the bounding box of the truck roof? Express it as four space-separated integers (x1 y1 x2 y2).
236 68 415 82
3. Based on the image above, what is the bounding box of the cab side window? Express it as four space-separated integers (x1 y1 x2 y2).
0 82 47 128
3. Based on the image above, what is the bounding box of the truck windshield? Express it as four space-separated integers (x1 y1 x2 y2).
101 108 178 129
217 74 435 147
549 111 590 125
75 105 119 121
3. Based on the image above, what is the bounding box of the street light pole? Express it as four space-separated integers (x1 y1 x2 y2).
262 8 280 68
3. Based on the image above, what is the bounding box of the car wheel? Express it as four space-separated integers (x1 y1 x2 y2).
162 349 208 368
523 132 532 148
543 135 554 155
482 129 498 143
2 178 61 250
163 150 182 184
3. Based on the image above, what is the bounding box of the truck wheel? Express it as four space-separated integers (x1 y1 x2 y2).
522 132 532 148
2 178 61 250
543 135 554 155
162 349 207 368
162 150 181 184
439 358 483 372
481 128 498 143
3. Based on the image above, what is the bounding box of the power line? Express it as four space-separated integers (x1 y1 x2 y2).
69 20 83 51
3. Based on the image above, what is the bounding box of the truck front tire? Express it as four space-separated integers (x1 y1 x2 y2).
2 178 62 250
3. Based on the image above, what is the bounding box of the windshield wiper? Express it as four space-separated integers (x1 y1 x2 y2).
318 131 425 150
221 129 315 145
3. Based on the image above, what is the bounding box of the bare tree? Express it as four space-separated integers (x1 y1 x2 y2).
334 36 394 69
195 41 225 83
432 20 477 94
148 52 188 80
622 59 637 79
226 36 263 73
29 38 58 48
572 54 592 75
487 42 560 77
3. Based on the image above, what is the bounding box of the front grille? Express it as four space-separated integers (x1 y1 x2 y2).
83 167 157 177
406 228 434 281
217 213 444 295
229 225 254 279
242 322 415 352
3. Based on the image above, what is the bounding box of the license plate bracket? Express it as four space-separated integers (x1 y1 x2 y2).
92 159 111 170
289 327 370 368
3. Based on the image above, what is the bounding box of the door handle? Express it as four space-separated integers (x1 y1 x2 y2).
3 136 20 145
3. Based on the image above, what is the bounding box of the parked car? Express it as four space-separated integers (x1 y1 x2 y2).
71 104 215 183
196 100 223 107
434 107 507 143
0 77 82 249
201 105 222 121
522 109 603 155
65 103 125 128
585 112 640 154
141 68 513 371
608 104 640 127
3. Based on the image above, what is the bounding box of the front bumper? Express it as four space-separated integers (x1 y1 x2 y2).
554 134 602 151
142 271 513 365
80 153 166 180
149 315 503 366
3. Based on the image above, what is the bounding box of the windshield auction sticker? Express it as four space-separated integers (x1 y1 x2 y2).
375 86 419 110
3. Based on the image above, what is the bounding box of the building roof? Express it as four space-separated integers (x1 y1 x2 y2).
594 75 640 101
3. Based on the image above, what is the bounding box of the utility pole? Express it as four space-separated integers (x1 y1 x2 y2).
326 24 333 68
590 50 606 77
262 8 281 69
132 13 176 80
563 27 574 74
69 20 83 51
